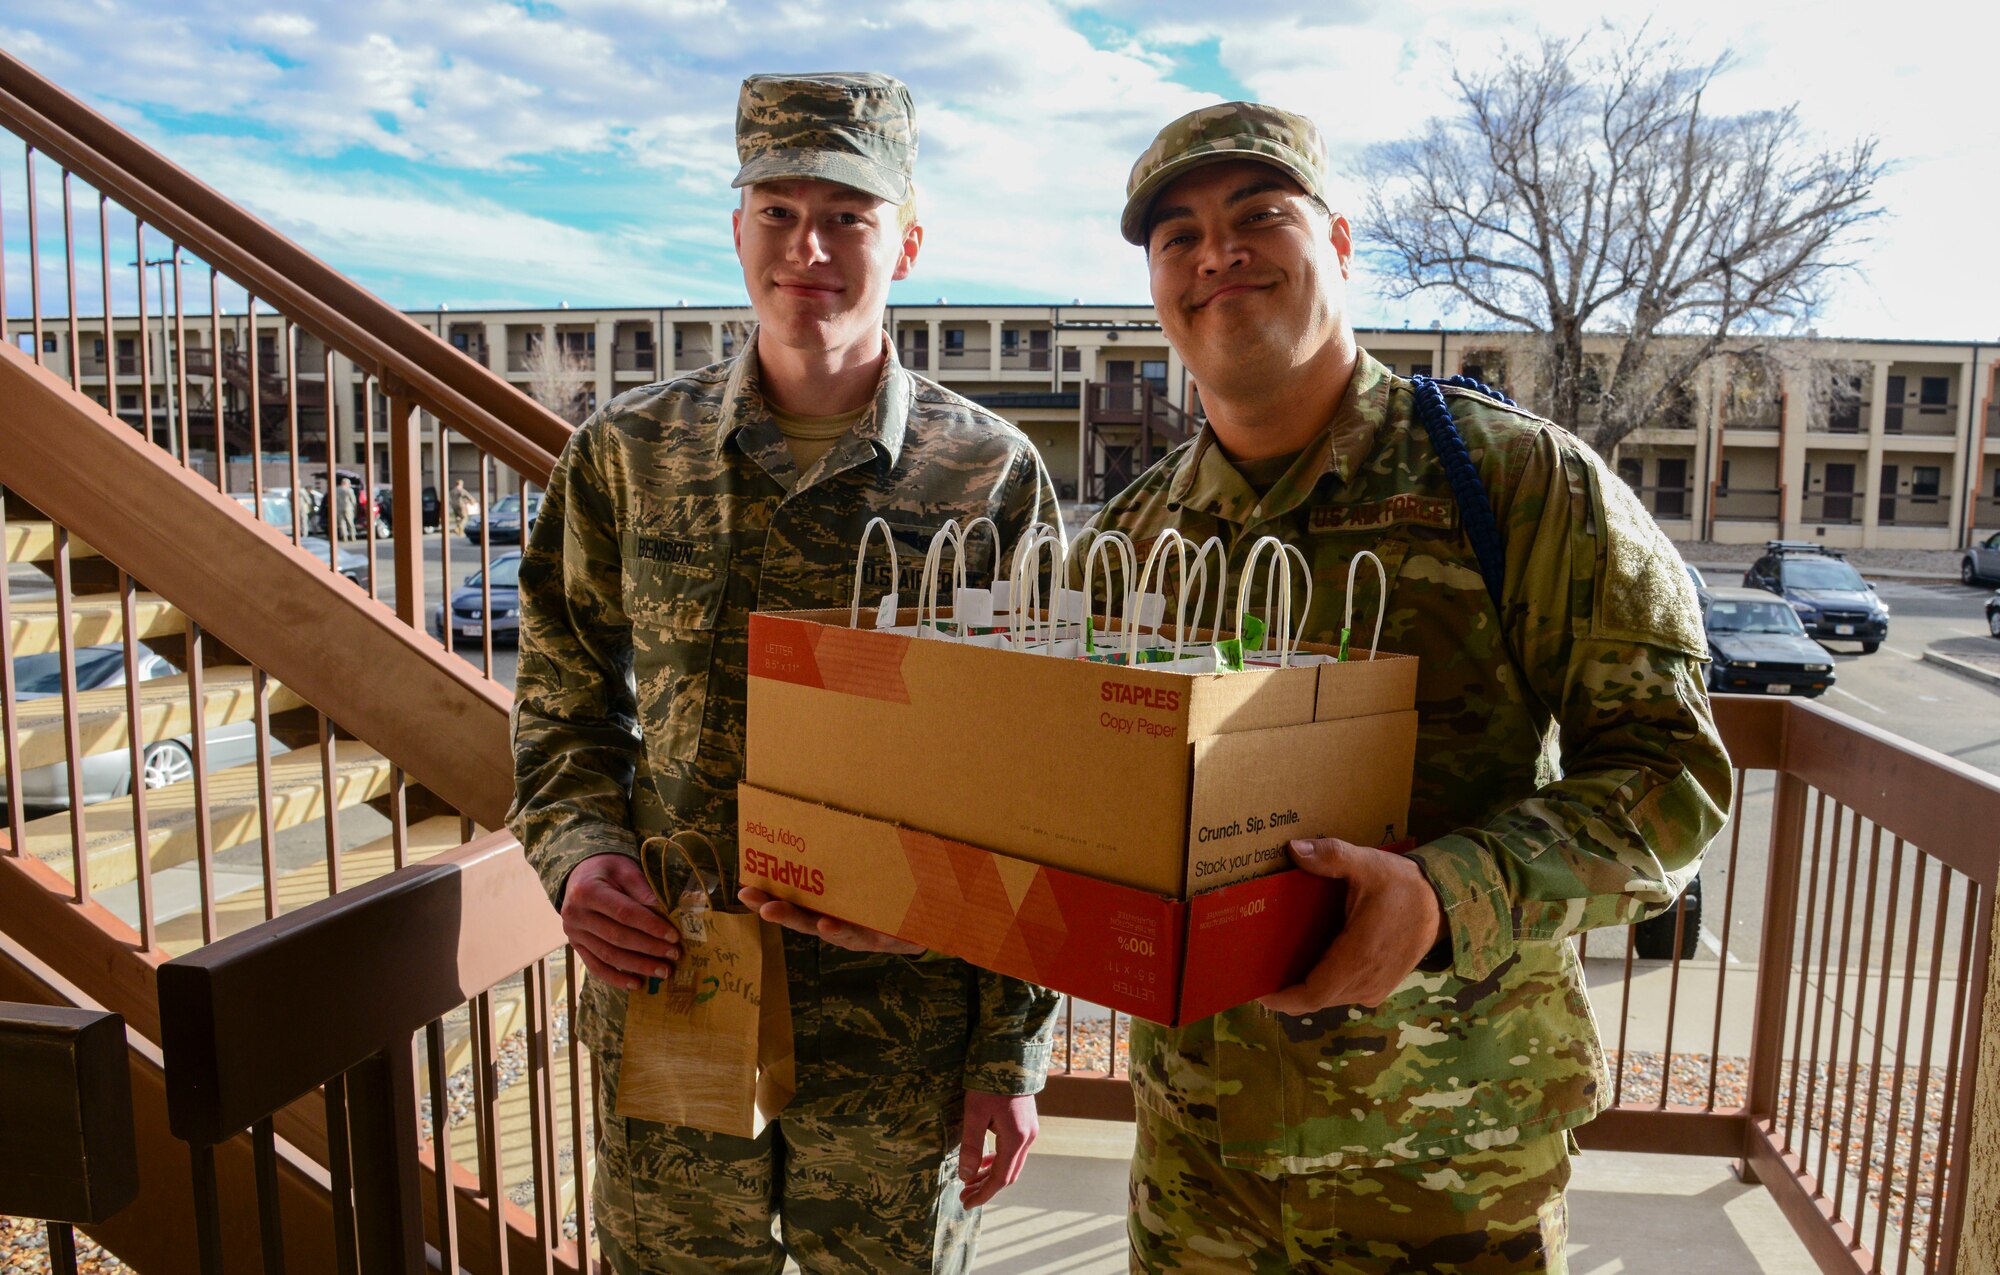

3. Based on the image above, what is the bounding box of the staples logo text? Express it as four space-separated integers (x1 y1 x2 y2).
1100 681 1181 712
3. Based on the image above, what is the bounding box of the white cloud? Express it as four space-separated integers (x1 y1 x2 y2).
1 0 1994 334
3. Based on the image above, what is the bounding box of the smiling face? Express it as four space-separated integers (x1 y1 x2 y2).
1144 158 1352 401
734 179 922 359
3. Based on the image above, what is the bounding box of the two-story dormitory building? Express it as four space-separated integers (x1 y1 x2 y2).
11 304 1996 550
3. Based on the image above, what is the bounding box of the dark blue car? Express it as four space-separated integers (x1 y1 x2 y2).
430 551 522 644
1744 541 1889 653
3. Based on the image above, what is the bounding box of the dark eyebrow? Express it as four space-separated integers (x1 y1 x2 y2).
1148 179 1294 237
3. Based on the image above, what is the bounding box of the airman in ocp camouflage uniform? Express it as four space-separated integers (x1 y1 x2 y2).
1094 103 1733 1272
509 72 1062 1274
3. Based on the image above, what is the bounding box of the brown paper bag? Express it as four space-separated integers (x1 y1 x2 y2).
616 833 795 1138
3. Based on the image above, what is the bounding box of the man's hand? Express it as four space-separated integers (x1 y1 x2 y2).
957 1091 1038 1208
1257 837 1444 1015
561 853 680 992
737 886 924 955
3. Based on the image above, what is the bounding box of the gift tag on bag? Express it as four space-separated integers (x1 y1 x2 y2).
616 833 794 1139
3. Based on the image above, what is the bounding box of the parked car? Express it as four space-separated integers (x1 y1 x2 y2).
231 492 370 586
430 552 523 644
0 644 282 814
468 493 541 545
372 485 441 533
1964 531 2000 585
1743 541 1889 653
1702 587 1836 697
1987 590 2000 638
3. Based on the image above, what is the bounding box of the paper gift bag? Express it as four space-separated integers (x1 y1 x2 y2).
616 832 795 1138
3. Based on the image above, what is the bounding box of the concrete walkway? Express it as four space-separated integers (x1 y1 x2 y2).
975 1118 1819 1273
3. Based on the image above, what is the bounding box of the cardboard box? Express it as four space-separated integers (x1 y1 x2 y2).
746 608 1418 897
738 784 1358 1025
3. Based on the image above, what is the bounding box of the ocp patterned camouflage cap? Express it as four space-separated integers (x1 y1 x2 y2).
733 72 917 205
1120 101 1329 244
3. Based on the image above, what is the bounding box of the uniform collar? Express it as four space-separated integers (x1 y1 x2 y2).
1164 350 1393 523
714 325 913 475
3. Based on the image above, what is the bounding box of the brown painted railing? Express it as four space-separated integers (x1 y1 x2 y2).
0 47 567 649
1081 380 1197 501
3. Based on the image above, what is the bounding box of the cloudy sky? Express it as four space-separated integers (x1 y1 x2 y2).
3 0 1995 340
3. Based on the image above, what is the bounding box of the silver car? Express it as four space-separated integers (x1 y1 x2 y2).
1963 531 2000 586
1 643 280 813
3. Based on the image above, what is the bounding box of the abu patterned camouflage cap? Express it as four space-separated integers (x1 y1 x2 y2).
732 72 917 205
1120 101 1330 244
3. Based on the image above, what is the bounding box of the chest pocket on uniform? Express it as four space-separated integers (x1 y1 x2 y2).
623 540 731 764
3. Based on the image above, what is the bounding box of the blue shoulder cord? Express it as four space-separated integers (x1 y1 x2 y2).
1408 374 1514 614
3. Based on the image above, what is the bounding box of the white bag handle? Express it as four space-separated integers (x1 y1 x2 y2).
1078 529 1136 647
1126 529 1188 664
1192 535 1229 643
1282 542 1313 662
1343 549 1388 661
1008 528 1064 647
1234 534 1310 667
960 516 1002 585
850 516 900 629
918 519 964 635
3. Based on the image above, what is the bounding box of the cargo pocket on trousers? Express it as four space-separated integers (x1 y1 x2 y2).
624 544 731 764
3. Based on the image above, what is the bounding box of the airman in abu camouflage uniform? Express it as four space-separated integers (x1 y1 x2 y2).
509 72 1062 1274
1094 103 1733 1272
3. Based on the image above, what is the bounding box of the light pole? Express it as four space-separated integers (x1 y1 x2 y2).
131 252 179 455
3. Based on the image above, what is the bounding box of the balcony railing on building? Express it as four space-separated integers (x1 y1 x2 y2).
1886 402 1957 437
1000 348 1052 372
1634 484 1694 520
674 342 714 372
612 345 656 372
1802 490 1868 525
1713 487 1784 522
1877 493 1950 527
1726 403 1784 432
1813 401 1871 434
939 344 992 367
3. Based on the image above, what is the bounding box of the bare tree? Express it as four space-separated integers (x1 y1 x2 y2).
1364 24 1883 454
521 335 595 423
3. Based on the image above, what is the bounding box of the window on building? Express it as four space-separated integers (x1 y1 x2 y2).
635 329 653 351
43 334 58 353
117 337 134 357
1141 360 1168 393
1919 376 1949 408
1617 457 1644 490
258 334 278 363
524 330 543 352
119 393 137 411
93 338 105 358
1408 362 1432 378
673 330 684 356
1062 349 1081 372
451 330 471 352
1002 328 1020 354
1913 466 1942 497
1719 460 1732 493
945 329 965 353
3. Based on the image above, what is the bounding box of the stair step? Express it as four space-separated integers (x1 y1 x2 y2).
2 665 306 773
22 739 395 891
6 592 183 658
154 815 468 957
4 521 100 564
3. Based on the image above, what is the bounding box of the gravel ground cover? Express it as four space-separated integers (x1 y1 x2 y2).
0 1220 127 1275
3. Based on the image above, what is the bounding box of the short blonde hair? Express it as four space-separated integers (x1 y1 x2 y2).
897 182 919 233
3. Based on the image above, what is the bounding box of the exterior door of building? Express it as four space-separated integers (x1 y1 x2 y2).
1879 464 1898 524
1885 375 1906 433
1106 360 1136 415
1656 457 1688 518
1824 462 1856 523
